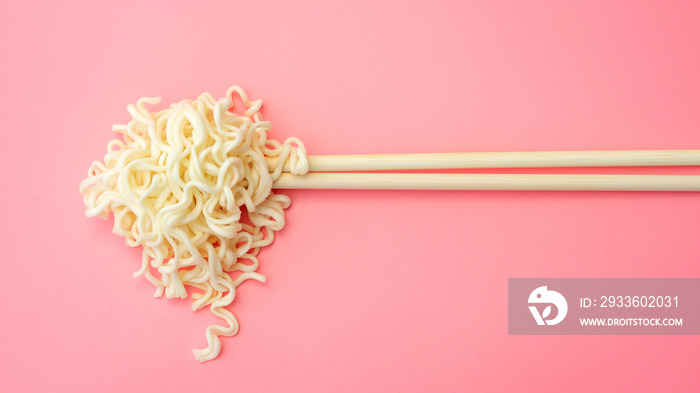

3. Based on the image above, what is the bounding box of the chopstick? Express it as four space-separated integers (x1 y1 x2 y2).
272 173 700 191
267 150 700 172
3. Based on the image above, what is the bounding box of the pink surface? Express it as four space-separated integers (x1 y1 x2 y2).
2 1 700 391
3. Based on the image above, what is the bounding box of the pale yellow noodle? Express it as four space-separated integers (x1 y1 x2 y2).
79 86 308 362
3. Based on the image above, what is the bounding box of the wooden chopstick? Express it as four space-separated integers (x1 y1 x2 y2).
273 173 700 191
267 150 700 173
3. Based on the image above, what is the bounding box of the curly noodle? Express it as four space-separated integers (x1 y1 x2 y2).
79 86 308 362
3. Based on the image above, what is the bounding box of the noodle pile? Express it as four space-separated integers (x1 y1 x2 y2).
79 86 308 362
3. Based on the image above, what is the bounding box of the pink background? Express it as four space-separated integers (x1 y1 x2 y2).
2 1 699 391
